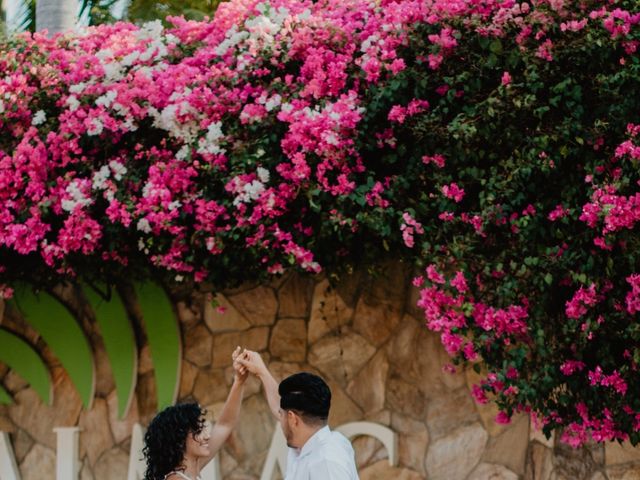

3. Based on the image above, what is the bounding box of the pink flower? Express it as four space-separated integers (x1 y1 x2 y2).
501 71 512 86
426 264 445 284
548 204 569 221
495 411 512 425
441 182 465 202
422 154 446 168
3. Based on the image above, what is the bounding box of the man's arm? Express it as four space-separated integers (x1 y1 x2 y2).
237 350 280 419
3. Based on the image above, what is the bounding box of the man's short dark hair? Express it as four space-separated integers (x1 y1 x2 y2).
279 372 331 424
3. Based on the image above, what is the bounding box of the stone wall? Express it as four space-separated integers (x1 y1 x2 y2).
2 266 640 479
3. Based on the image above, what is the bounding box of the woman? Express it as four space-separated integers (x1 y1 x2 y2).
143 346 247 480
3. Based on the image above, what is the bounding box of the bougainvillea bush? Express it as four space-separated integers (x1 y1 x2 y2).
1 0 640 445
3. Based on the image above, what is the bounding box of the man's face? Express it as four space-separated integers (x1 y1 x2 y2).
279 408 296 448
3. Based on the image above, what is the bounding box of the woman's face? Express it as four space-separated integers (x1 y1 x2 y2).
185 419 212 459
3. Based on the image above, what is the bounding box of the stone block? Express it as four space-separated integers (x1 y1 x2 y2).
391 412 429 474
606 467 640 480
426 387 478 439
482 414 529 475
388 317 464 395
107 389 139 445
308 279 354 344
425 422 488 480
468 463 518 480
277 274 314 318
227 286 278 326
525 443 553 480
93 447 129 479
184 323 213 368
270 318 306 362
9 368 82 450
19 443 55 480
179 361 199 399
386 376 427 420
359 459 423 480
347 350 389 415
327 379 363 427
211 327 269 368
205 293 251 333
353 297 402 347
78 398 114 466
192 368 228 406
606 441 640 466
12 428 34 463
308 330 375 387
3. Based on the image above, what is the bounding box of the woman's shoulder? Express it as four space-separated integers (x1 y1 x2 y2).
163 472 187 480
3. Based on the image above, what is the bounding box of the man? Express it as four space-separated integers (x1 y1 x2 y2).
236 350 359 480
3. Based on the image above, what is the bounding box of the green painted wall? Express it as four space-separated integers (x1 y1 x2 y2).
136 283 181 410
11 288 95 408
83 285 137 418
0 329 51 404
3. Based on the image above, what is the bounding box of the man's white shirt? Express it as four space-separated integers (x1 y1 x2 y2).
285 426 359 480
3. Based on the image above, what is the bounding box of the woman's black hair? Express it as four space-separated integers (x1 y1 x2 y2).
143 402 206 480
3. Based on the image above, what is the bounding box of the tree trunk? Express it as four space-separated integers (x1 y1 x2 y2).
36 0 77 35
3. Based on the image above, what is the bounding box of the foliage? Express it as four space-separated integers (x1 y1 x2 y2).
0 0 640 445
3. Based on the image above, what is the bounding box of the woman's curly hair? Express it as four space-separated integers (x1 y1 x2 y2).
143 403 206 480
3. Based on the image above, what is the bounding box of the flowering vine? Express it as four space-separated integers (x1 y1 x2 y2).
1 0 640 445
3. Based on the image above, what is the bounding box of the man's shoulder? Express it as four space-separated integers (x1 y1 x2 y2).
311 431 355 462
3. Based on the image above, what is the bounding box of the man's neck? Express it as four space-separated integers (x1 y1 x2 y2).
297 423 327 450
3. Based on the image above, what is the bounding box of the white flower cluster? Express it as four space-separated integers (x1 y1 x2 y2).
196 121 226 156
216 2 291 60
31 110 46 126
215 26 250 56
61 179 93 212
149 96 200 143
257 93 282 112
231 168 270 206
95 90 117 108
137 218 152 233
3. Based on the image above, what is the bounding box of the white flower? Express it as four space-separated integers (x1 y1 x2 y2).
0 100 5 114
32 110 46 126
69 83 87 94
103 62 124 82
109 160 127 180
95 90 117 108
121 50 140 67
66 95 80 111
206 121 224 143
168 200 181 211
245 180 265 200
137 218 152 233
176 145 190 160
323 132 339 146
139 20 164 40
62 179 92 212
297 9 311 21
92 165 111 190
196 121 226 155
265 94 282 112
87 118 104 136
257 167 270 183
95 48 114 61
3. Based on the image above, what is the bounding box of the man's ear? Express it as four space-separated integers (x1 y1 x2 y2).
288 410 300 427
